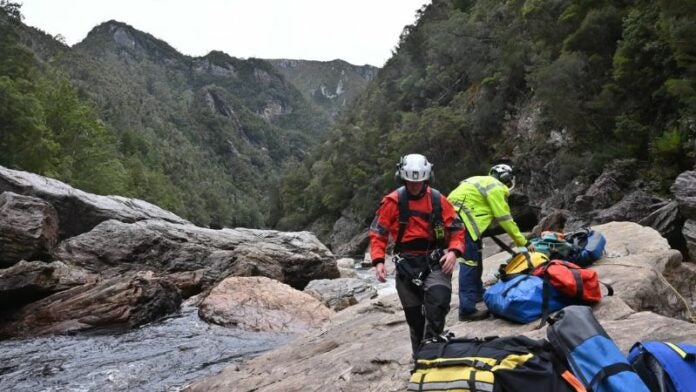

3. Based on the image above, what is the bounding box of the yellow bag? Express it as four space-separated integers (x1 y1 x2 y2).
498 251 549 280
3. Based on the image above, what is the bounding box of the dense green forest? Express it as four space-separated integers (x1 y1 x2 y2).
277 0 696 241
0 1 340 228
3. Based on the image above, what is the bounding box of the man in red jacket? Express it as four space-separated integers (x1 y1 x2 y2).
369 153 465 355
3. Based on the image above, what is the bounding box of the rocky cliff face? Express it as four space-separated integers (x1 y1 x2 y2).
268 59 378 119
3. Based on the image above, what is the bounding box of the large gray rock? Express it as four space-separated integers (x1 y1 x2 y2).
591 222 695 320
576 160 637 211
672 170 696 218
198 276 334 333
683 219 696 262
304 278 377 311
639 201 682 237
0 165 189 240
0 260 97 309
184 222 696 391
52 219 340 289
332 231 369 257
330 212 367 256
0 271 181 338
593 190 668 225
0 192 59 267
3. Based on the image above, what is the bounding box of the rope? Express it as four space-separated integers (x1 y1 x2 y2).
595 261 696 324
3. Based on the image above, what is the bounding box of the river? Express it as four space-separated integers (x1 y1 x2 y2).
0 263 388 391
0 303 292 392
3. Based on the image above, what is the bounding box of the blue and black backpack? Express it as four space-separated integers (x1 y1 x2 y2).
546 305 649 392
628 341 696 392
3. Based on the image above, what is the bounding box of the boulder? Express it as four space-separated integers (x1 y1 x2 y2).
683 219 696 262
639 201 687 257
52 219 340 289
0 260 97 309
330 213 368 256
592 190 668 225
590 222 696 320
336 258 357 269
0 192 59 267
304 278 377 311
332 231 369 257
532 208 570 236
198 276 334 333
0 165 189 240
639 201 681 236
0 271 181 338
672 170 696 218
338 268 358 278
184 222 696 391
578 160 637 210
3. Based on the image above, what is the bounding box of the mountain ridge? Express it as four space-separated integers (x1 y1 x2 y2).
2 9 376 229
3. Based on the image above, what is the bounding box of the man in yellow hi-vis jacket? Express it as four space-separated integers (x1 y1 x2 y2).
447 164 531 321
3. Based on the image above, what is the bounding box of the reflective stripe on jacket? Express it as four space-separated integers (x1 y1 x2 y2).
369 186 465 263
447 175 526 247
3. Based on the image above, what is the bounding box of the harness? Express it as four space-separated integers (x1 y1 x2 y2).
394 186 446 254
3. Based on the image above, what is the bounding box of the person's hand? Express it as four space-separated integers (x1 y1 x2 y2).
439 250 457 275
375 262 387 282
526 242 536 252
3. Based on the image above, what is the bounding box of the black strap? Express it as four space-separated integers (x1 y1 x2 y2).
418 372 425 392
395 187 409 253
600 280 614 296
490 235 516 255
395 187 445 253
538 278 551 329
570 268 584 300
468 370 478 392
588 362 635 390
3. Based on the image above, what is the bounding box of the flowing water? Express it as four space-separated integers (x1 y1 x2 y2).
0 303 292 392
0 264 387 391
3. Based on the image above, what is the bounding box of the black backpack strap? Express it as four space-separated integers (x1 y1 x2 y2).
430 189 446 248
490 235 517 255
395 186 409 253
395 187 445 253
588 362 635 390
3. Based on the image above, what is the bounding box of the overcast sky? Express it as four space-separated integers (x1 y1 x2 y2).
20 0 430 67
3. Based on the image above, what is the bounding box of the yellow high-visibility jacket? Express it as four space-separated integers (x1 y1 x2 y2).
447 175 527 247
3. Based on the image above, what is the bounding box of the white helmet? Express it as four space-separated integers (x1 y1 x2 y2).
396 154 433 182
489 164 514 187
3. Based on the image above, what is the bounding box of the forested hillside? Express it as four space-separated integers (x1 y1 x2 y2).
1 3 370 228
277 0 696 245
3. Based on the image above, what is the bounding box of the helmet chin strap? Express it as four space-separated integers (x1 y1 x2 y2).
507 177 516 191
